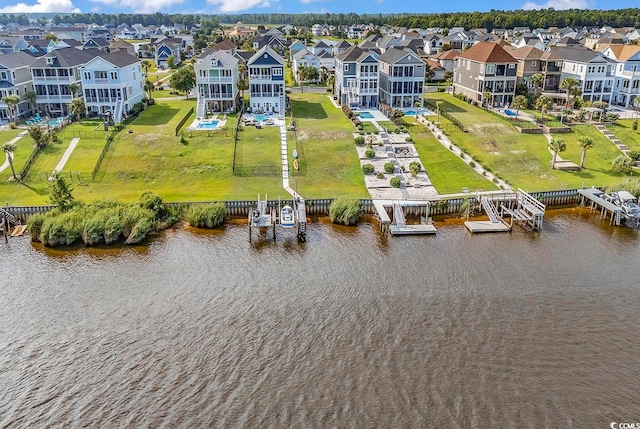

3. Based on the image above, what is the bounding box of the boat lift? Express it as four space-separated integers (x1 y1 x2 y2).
248 194 307 242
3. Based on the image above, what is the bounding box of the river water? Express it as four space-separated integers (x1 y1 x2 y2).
1 209 640 427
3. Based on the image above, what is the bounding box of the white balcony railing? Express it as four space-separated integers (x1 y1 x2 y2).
199 76 233 83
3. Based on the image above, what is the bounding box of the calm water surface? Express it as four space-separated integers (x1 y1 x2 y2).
1 209 640 427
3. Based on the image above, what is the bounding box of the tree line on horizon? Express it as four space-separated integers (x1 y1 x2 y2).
0 8 639 32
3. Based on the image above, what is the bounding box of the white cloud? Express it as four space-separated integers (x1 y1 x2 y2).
89 0 185 13
206 0 272 13
0 0 80 13
522 0 591 10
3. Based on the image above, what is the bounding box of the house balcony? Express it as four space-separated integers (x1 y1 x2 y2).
357 72 378 78
32 76 75 82
85 96 123 103
541 65 561 73
618 88 640 95
35 94 73 103
621 70 640 79
198 76 234 83
198 93 236 99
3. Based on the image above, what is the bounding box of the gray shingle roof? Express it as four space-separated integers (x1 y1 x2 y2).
30 47 97 68
0 51 38 69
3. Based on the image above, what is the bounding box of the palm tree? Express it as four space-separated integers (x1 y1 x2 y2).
511 95 528 120
24 90 37 116
68 83 78 99
238 63 247 80
142 59 151 77
536 95 553 122
327 75 335 93
577 137 594 169
436 101 443 124
483 91 493 108
612 155 633 174
28 124 50 149
559 77 580 109
531 72 544 94
2 94 20 124
2 142 17 180
548 138 566 169
237 78 248 110
69 98 85 123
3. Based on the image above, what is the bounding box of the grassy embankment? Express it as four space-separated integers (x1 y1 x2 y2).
424 93 633 191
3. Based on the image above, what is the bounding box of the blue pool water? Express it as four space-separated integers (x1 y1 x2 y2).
359 112 374 119
404 109 417 116
196 120 219 129
403 108 435 116
48 118 64 127
504 109 517 117
254 114 269 122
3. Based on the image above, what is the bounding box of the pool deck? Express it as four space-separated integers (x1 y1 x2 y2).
187 115 228 131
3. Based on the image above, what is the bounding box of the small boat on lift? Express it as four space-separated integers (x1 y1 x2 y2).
293 149 298 159
280 205 295 228
293 160 299 170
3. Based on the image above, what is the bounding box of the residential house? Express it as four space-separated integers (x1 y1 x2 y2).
85 27 113 43
378 47 425 108
509 45 545 90
426 59 446 81
194 49 240 116
30 47 96 118
600 44 640 107
512 33 546 51
423 33 444 55
0 52 38 122
347 26 365 39
317 51 335 72
150 36 184 67
334 45 379 108
539 49 564 93
247 46 285 114
26 38 58 54
0 36 29 54
453 42 518 106
48 26 85 42
80 50 144 123
311 24 323 37
81 37 111 52
334 40 353 56
443 30 477 50
213 39 237 57
110 39 136 56
292 49 321 83
227 22 256 38
251 34 290 56
289 40 306 60
553 46 617 103
311 40 332 56
430 49 460 73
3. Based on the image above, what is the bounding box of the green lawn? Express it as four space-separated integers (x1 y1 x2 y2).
59 123 110 175
0 129 30 179
422 93 631 190
606 119 640 152
406 120 497 194
289 92 367 198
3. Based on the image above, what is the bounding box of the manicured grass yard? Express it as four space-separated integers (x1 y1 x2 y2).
404 119 497 194
423 93 632 190
0 128 31 178
606 119 640 152
289 93 367 198
60 122 110 175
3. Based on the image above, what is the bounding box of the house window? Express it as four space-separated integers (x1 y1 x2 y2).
486 64 495 74
344 64 349 71
83 71 92 80
273 68 283 76
0 72 6 80
531 61 536 67
110 71 118 80
508 64 515 68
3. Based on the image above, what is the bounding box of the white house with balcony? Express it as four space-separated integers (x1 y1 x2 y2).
292 48 321 83
600 44 640 108
80 50 144 123
247 46 285 115
553 46 617 104
194 49 239 116
334 45 379 108
30 47 95 118
378 47 426 108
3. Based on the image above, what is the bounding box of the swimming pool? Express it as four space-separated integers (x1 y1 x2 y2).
196 120 220 129
504 109 517 117
48 118 64 127
253 114 271 122
359 112 374 119
403 108 435 116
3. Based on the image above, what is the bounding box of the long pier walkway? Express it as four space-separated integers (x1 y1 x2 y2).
279 123 307 240
578 188 622 225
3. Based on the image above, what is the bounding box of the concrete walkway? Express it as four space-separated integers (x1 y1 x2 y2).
0 131 27 173
279 124 302 200
50 137 80 178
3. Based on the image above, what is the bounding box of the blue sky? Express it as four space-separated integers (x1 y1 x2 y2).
0 0 630 17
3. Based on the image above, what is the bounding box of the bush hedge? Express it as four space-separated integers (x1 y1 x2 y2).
183 202 227 228
390 177 401 188
362 163 375 174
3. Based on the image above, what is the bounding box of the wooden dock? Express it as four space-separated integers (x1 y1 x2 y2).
10 225 27 236
578 188 622 225
464 220 511 233
373 199 437 236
